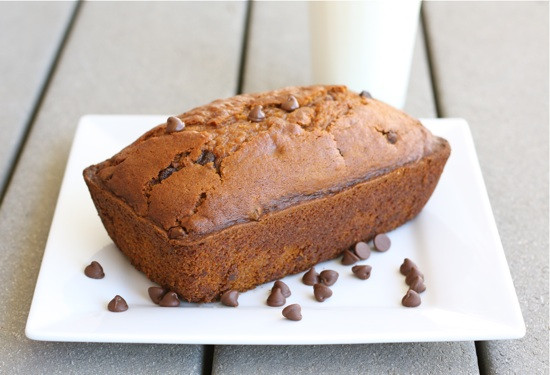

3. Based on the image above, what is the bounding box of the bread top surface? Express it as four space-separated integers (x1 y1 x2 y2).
86 85 445 237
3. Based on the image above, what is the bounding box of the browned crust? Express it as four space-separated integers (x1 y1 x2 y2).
84 138 450 302
91 86 439 237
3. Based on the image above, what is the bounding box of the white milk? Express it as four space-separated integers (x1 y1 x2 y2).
309 1 421 109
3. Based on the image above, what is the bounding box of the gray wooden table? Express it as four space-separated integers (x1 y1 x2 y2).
0 2 547 374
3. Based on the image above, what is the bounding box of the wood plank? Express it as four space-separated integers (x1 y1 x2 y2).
241 2 311 92
0 1 76 199
213 343 479 375
423 2 548 373
0 2 246 373
213 2 478 373
404 18 437 118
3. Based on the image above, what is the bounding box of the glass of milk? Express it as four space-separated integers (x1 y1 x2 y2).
309 1 421 109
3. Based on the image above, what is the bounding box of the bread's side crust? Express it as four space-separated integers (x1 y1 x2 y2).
84 139 450 303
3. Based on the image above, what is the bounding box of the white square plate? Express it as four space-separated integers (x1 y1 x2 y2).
26 116 525 344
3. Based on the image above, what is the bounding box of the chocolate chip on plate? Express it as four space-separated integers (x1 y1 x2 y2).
274 280 291 298
319 270 339 286
399 258 417 275
248 105 265 122
166 116 185 133
302 267 320 286
159 291 180 307
373 233 391 252
282 304 302 321
354 241 371 260
84 261 104 279
402 289 421 307
405 267 424 286
267 287 286 307
408 276 426 293
281 95 299 112
341 249 360 265
313 283 333 302
221 290 239 307
148 286 167 304
107 295 128 312
352 265 372 280
360 90 372 99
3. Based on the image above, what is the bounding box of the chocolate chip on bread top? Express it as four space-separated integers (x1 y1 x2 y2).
83 85 450 303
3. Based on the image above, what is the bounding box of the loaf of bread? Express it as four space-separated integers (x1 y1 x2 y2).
83 85 450 302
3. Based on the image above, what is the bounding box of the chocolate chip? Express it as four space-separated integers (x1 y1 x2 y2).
107 295 128 312
405 267 424 286
148 286 167 304
302 267 320 286
166 116 185 133
221 290 239 307
400 258 417 276
248 105 265 122
354 241 371 260
409 276 426 293
319 270 339 286
352 265 372 280
274 280 291 298
282 304 302 321
313 283 333 302
84 261 104 279
341 249 360 265
373 233 391 252
159 291 180 307
281 95 299 111
158 166 176 181
267 287 286 307
196 150 216 165
360 90 372 99
386 131 397 144
168 227 186 239
402 289 421 307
